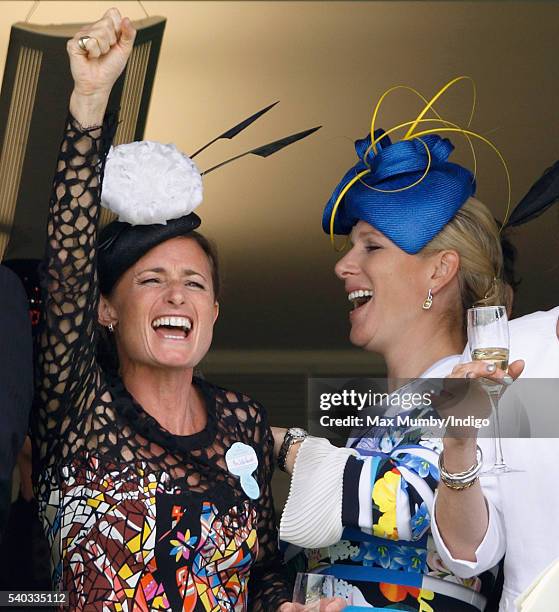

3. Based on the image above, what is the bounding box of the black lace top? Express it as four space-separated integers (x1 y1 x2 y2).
31 115 290 611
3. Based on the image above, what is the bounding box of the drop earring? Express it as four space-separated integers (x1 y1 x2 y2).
422 289 433 310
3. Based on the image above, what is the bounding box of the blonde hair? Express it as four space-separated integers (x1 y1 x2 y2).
422 197 506 315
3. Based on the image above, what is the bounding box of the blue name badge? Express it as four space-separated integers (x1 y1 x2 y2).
225 442 260 500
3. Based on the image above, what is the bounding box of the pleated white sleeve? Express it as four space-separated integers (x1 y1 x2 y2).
279 437 358 548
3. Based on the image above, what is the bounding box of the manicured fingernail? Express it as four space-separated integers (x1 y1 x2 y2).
503 374 513 385
487 363 496 373
466 371 475 379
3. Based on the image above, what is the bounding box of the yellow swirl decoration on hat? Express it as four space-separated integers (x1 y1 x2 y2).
329 76 511 249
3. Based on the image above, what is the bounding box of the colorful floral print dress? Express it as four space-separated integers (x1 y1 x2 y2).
284 380 499 611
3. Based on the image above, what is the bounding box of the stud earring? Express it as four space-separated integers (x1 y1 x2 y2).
422 289 433 310
108 323 115 333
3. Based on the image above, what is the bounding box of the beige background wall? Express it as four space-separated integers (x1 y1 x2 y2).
1 1 558 356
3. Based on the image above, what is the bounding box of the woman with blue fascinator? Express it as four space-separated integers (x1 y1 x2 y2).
275 78 520 611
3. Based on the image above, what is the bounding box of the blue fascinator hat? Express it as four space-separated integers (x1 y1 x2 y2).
323 77 510 254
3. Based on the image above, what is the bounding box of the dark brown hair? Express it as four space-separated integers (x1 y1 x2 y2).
189 231 220 302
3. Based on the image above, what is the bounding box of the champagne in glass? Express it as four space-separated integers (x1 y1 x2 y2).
471 347 510 371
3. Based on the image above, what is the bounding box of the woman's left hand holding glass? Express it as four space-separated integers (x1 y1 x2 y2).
434 358 525 562
448 358 524 386
436 359 525 432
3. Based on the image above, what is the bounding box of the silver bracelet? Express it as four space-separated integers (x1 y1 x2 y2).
438 445 483 490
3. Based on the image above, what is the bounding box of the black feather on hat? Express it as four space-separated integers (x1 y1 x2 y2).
97 102 320 295
506 160 559 227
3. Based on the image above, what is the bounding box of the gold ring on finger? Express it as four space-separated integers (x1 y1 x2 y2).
77 35 96 52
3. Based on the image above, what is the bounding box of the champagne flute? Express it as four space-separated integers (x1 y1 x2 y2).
292 573 339 611
467 305 517 474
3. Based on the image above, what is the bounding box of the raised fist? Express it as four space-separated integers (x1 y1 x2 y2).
67 8 136 98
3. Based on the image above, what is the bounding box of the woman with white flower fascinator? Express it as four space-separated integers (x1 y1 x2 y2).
31 8 333 612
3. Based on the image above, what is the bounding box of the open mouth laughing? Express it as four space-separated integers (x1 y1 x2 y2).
152 315 193 340
347 289 373 310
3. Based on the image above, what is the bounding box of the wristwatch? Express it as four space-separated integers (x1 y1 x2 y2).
277 427 308 472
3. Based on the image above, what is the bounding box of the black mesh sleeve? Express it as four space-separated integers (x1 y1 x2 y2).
34 114 116 469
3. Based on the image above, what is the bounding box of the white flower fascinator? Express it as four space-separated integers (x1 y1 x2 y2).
100 101 320 227
101 141 203 225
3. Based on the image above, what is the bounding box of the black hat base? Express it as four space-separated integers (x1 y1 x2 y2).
98 213 202 295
